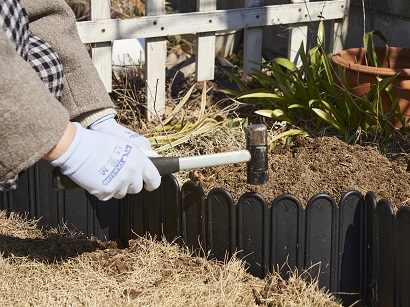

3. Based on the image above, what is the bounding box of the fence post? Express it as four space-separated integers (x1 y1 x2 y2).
364 192 377 306
237 192 270 278
337 191 365 305
330 0 351 52
161 175 181 244
243 0 264 74
375 199 396 307
206 188 236 261
270 194 304 278
196 0 216 81
288 0 309 66
181 181 207 256
396 207 410 307
145 0 167 120
305 194 339 292
89 0 112 93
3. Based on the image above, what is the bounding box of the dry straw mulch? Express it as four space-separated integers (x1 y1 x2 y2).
0 211 342 306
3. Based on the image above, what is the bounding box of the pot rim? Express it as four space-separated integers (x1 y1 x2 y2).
331 47 410 78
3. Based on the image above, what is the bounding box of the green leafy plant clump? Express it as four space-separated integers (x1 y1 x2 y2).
223 21 404 144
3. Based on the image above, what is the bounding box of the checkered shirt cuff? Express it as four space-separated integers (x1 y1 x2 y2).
28 34 64 101
0 0 29 60
0 174 19 192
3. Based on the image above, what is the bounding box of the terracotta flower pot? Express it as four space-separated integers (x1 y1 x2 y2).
332 47 410 128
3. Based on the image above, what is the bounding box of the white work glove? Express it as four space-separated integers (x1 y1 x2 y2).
90 114 158 157
51 123 161 201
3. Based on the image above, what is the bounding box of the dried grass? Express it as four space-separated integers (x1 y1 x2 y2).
111 0 146 18
255 268 344 307
0 212 342 306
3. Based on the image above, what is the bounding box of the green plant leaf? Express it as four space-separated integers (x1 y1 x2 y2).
293 84 310 102
266 62 299 99
255 109 293 123
312 108 345 134
272 129 307 142
365 74 399 101
317 20 326 47
239 92 299 105
273 57 297 72
288 103 312 111
320 50 334 83
221 89 245 97
250 70 279 89
316 99 347 124
363 30 388 67
299 43 320 98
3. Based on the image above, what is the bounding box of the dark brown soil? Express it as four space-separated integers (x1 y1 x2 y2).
152 59 410 211
187 135 410 210
112 52 410 212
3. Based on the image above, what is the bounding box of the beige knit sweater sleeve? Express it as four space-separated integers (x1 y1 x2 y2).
21 0 116 127
0 31 69 180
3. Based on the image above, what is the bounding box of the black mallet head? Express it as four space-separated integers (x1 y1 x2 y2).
245 124 269 185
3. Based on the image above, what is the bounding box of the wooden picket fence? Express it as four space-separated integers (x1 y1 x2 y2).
77 0 349 119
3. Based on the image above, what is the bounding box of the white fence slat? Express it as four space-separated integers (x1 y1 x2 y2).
77 1 348 43
288 23 308 64
243 0 263 74
145 0 166 120
288 0 309 66
330 20 343 53
330 0 351 53
89 0 112 92
196 0 216 81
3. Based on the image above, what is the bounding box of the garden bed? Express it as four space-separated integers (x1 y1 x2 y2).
183 132 410 210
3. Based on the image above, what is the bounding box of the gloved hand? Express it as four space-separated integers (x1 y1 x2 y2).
90 114 157 157
50 123 161 201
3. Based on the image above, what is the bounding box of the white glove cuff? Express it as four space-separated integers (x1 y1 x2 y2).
90 114 116 129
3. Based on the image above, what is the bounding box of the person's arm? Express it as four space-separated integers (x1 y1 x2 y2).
21 0 116 127
22 1 160 157
0 31 69 181
42 122 76 161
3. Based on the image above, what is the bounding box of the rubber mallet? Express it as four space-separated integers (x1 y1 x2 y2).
52 124 268 191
